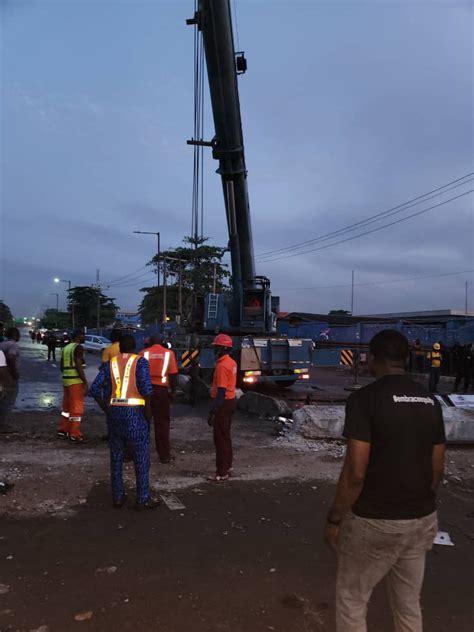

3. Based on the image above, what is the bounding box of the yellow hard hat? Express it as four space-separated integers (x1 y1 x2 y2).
433 343 441 350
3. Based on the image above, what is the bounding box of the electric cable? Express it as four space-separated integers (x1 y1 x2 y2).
256 173 474 261
274 268 474 292
257 189 474 264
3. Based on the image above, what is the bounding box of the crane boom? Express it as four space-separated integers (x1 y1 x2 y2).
188 0 275 333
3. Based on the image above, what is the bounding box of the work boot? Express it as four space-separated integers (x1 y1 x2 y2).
57 431 68 439
135 497 161 512
69 435 84 444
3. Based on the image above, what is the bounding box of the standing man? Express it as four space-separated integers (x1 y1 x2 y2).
207 334 237 482
427 342 442 393
45 331 57 362
57 330 88 443
139 334 178 464
101 329 122 366
0 328 20 427
413 339 424 373
0 348 15 492
454 343 472 394
89 334 159 510
325 329 445 632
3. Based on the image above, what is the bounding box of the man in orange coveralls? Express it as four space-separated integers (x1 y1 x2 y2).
207 333 237 482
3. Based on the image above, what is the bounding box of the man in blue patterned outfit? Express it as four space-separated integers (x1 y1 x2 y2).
89 334 159 511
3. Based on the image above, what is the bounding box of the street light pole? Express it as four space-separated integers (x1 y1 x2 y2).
50 293 59 327
134 231 160 324
54 278 74 329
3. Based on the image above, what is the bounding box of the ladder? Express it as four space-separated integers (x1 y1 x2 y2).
207 294 219 320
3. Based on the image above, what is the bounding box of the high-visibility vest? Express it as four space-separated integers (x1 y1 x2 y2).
141 344 174 387
429 351 442 369
109 354 145 406
62 343 83 386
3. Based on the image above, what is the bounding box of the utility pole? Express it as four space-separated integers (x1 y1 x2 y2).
162 258 167 324
55 278 74 329
134 231 160 324
465 280 469 317
350 270 355 316
212 262 217 294
96 269 101 331
49 293 59 327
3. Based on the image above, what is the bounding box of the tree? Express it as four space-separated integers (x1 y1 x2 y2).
67 286 118 329
39 309 71 330
0 301 13 326
139 236 230 325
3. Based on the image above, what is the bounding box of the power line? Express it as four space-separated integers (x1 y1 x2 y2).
256 173 474 261
109 270 156 288
257 189 474 264
104 264 149 286
274 268 474 292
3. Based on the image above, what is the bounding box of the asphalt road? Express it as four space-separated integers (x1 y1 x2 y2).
16 335 103 412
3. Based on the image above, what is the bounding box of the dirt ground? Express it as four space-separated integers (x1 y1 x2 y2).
0 403 473 632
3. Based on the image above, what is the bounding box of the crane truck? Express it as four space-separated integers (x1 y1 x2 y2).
184 0 313 387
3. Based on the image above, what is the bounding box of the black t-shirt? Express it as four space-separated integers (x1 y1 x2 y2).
343 374 446 520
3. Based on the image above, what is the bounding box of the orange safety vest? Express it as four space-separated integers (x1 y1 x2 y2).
109 354 145 406
140 344 177 387
210 354 237 400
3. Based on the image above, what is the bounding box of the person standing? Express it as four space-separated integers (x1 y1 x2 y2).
36 331 42 344
413 339 424 373
45 331 57 361
454 343 473 393
138 334 178 464
101 329 122 365
57 330 88 443
325 329 445 632
89 334 159 510
0 328 20 427
0 348 15 492
207 334 237 482
427 342 442 393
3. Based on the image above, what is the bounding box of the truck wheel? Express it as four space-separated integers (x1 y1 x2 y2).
274 379 296 388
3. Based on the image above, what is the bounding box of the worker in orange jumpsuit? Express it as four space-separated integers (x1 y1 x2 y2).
207 333 237 482
139 334 178 464
57 330 87 443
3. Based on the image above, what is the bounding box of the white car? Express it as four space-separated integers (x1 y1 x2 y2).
83 335 112 353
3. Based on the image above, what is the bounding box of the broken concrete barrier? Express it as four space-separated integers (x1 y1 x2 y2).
292 404 474 443
238 391 292 418
292 405 344 440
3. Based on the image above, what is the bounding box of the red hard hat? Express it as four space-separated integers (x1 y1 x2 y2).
212 333 233 348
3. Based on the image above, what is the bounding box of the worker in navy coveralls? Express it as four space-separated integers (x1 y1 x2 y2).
89 334 159 511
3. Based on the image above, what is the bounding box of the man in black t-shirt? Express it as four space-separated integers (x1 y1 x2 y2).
325 329 445 632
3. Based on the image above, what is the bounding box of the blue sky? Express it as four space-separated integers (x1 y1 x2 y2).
1 0 473 318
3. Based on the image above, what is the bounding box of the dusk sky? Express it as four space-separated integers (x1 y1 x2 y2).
1 0 473 319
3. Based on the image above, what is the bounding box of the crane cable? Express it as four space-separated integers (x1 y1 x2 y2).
191 1 205 241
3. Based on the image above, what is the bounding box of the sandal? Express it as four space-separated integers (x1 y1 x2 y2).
207 474 230 483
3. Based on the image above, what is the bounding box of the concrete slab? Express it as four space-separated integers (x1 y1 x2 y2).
292 404 474 443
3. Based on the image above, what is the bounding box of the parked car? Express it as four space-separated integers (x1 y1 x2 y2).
83 335 112 353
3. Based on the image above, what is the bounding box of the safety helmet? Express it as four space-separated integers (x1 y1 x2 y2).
212 333 233 348
433 343 441 350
